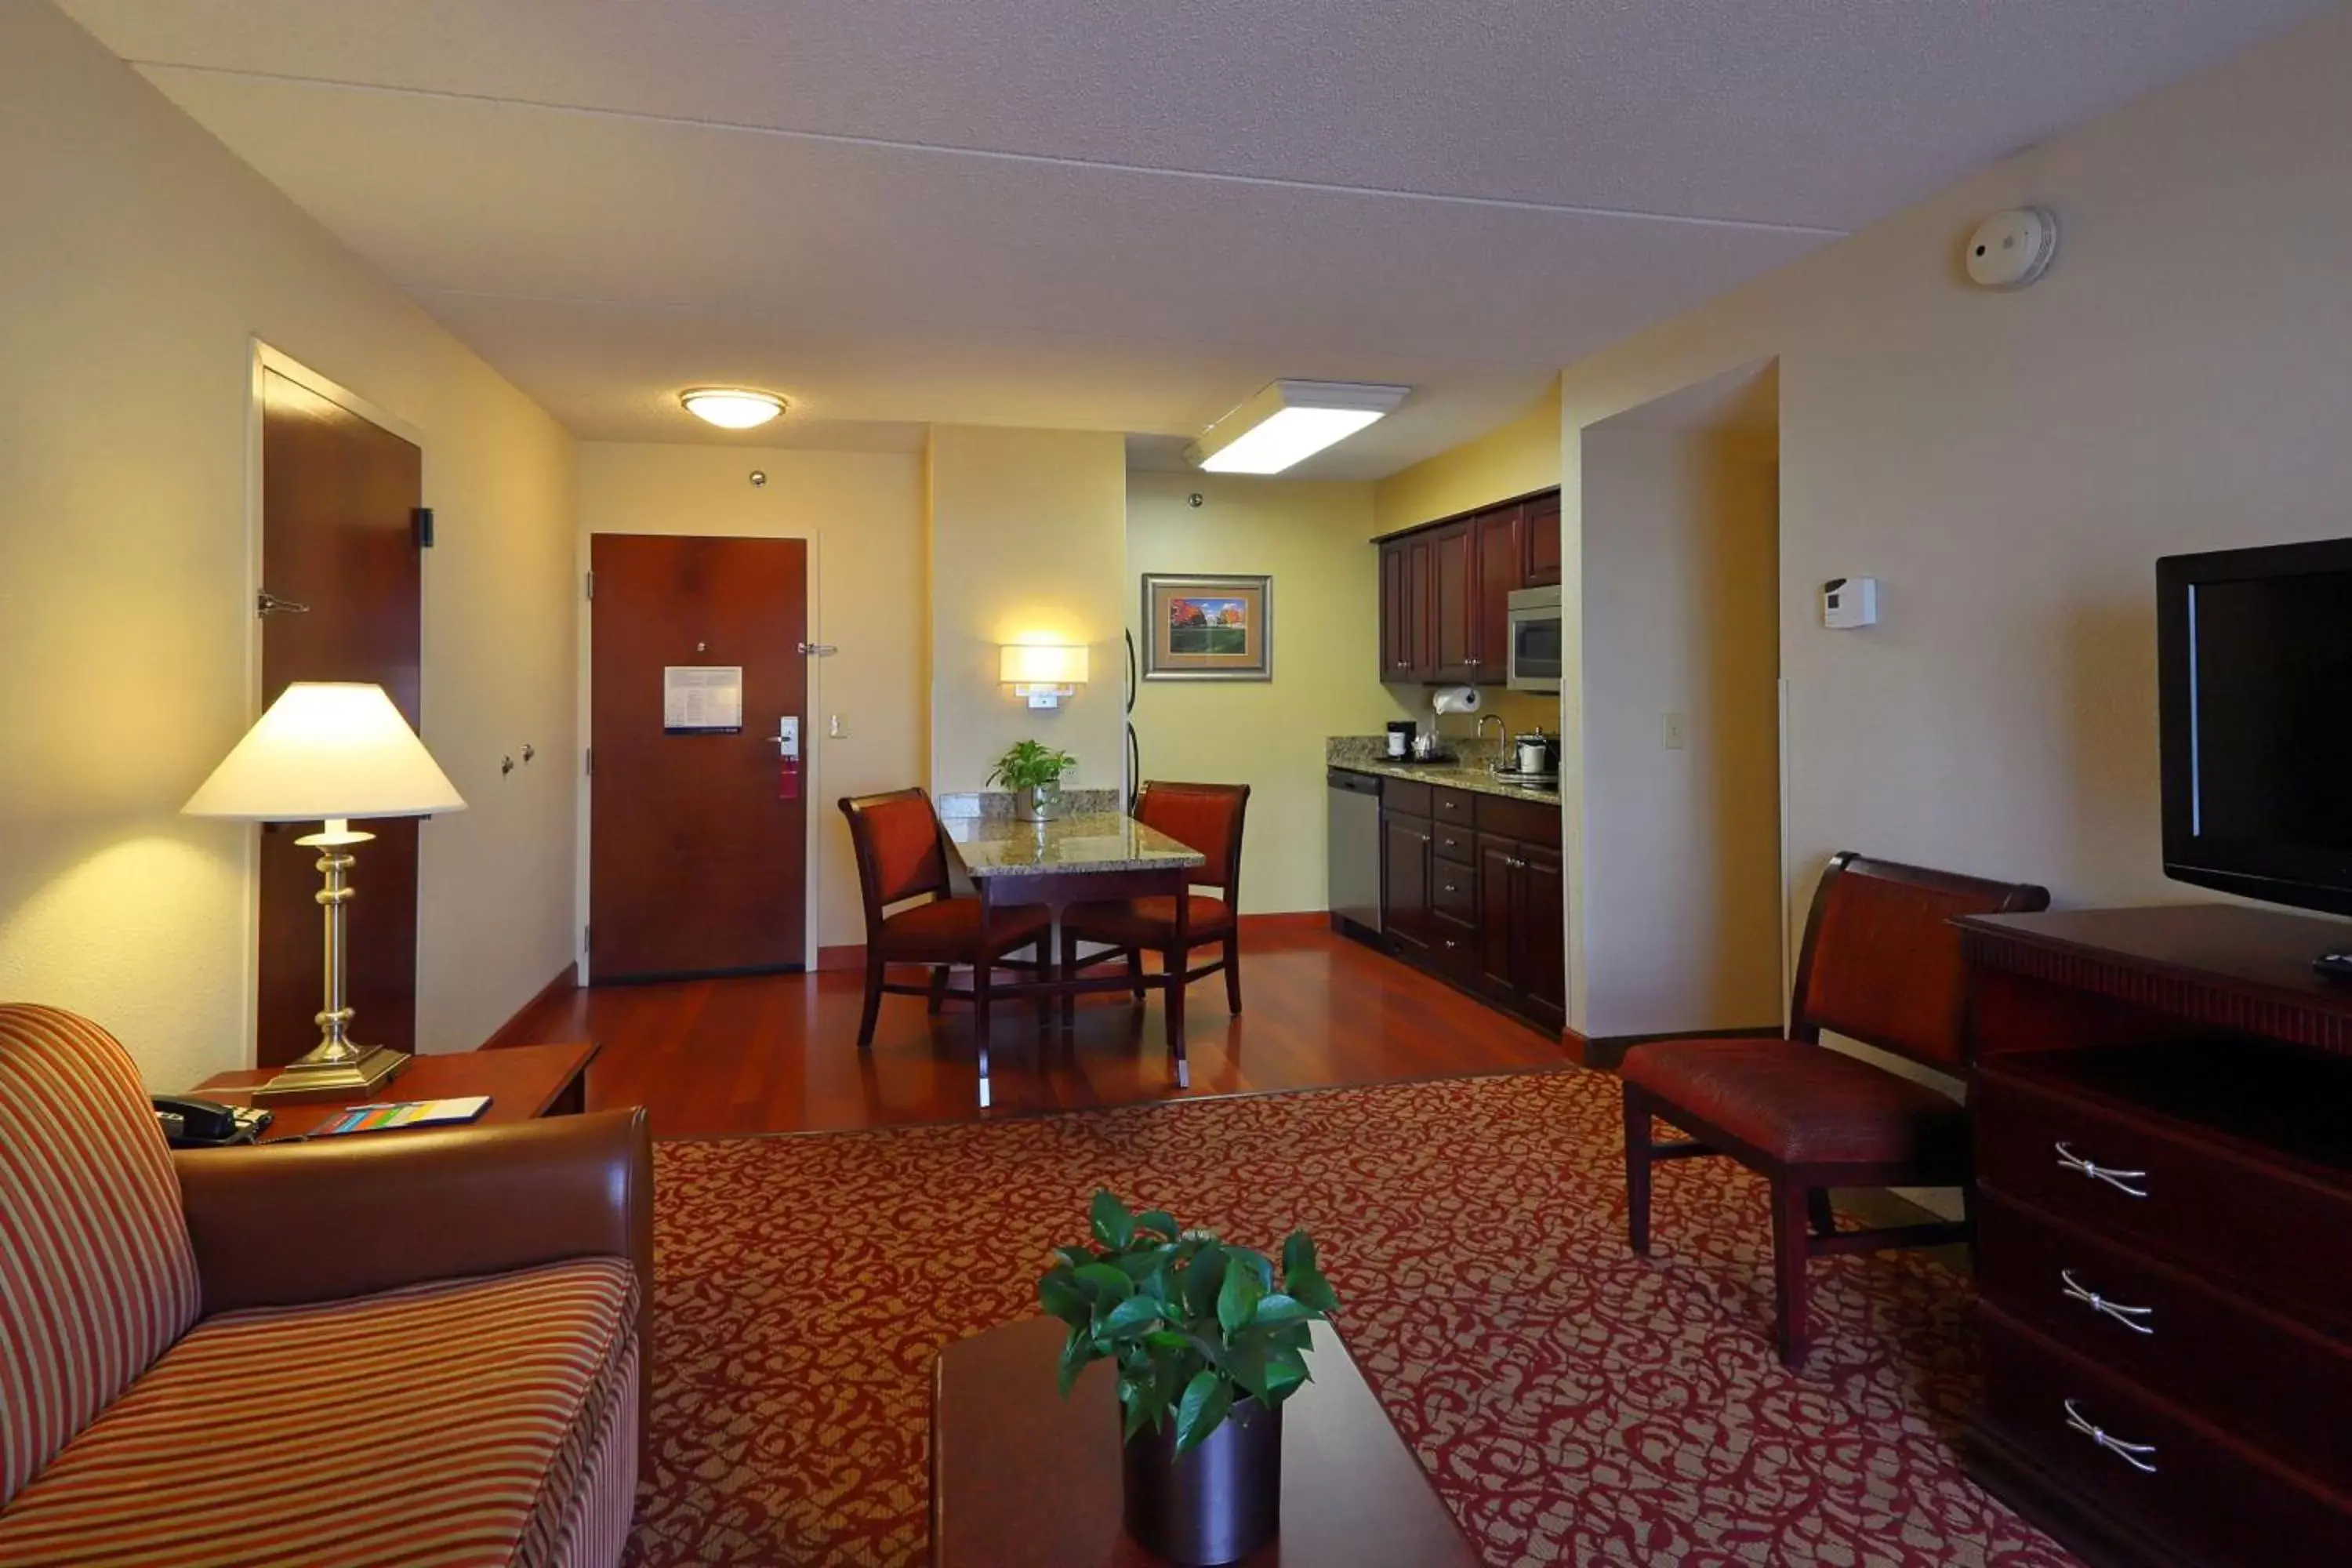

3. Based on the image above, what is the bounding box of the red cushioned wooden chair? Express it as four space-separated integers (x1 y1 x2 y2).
1620 851 2049 1367
1058 781 1251 1025
838 788 1051 1063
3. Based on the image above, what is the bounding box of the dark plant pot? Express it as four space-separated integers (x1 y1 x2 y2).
1121 1396 1283 1566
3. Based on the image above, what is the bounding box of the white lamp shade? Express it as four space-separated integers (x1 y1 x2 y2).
183 682 466 822
999 644 1088 684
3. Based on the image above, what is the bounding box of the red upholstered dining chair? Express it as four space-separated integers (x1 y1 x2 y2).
837 788 1051 1056
1619 851 2049 1367
1059 782 1251 1022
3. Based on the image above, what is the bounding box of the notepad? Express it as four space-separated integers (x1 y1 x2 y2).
311 1096 492 1136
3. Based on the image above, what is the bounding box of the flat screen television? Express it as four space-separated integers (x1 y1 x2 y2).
2158 536 2352 916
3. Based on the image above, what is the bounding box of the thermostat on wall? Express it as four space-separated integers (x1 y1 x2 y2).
1822 577 1878 630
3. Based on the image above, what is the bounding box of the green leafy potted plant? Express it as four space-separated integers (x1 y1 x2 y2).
1039 1190 1340 1566
987 738 1077 822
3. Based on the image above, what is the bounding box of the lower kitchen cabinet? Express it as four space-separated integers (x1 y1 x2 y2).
1370 774 1565 1032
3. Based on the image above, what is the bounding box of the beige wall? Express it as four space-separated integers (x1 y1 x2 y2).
1579 425 1781 1036
925 426 1127 793
1553 4 2352 1032
1127 475 1413 913
0 2 578 1088
574 443 927 952
1372 383 1562 535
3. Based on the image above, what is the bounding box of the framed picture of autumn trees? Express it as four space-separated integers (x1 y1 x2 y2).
1140 573 1272 681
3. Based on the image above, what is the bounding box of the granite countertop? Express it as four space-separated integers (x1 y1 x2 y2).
943 811 1206 877
1327 735 1562 805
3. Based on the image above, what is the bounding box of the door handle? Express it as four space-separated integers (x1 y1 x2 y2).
773 716 801 760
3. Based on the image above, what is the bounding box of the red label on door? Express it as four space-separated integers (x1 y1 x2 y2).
779 759 800 800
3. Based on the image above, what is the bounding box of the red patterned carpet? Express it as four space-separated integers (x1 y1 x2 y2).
624 1068 2075 1566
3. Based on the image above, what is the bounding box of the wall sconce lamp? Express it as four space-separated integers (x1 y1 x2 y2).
1000 644 1088 709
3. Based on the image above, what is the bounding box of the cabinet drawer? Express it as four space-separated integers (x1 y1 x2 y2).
1432 861 1477 921
1433 823 1476 866
1432 787 1476 826
1975 1064 2352 1337
1976 1307 2352 1568
1977 1188 2352 1494
1475 793 1559 847
1381 779 1432 817
1428 913 1477 975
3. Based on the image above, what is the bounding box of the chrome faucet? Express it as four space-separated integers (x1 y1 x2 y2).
1475 713 1508 766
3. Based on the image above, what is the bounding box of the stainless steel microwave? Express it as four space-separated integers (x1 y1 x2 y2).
1505 585 1562 692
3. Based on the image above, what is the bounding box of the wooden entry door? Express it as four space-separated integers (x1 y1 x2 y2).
258 368 424 1067
589 535 810 981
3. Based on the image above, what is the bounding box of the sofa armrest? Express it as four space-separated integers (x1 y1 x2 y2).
174 1107 652 1316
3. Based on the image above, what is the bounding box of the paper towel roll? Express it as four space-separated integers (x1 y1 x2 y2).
1430 686 1482 715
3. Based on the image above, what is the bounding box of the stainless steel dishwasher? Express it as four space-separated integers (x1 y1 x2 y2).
1327 768 1382 936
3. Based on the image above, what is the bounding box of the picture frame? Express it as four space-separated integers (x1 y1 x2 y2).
1140 573 1272 681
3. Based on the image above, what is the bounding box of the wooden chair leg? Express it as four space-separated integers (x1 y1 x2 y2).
1163 942 1189 1087
1222 932 1242 1014
1807 1189 1837 1238
1772 1180 1813 1368
1622 1087 1653 1255
858 952 885 1051
926 966 948 1016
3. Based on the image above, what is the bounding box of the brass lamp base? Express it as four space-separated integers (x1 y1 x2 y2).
250 1043 409 1105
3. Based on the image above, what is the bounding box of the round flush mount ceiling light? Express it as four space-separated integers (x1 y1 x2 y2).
680 387 786 429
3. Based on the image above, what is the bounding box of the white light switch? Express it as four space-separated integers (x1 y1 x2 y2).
1662 712 1687 750
829 714 848 739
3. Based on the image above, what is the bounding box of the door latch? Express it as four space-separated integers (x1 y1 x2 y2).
256 591 310 617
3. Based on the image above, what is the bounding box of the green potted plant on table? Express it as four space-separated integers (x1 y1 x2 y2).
987 738 1077 822
1040 1190 1341 1566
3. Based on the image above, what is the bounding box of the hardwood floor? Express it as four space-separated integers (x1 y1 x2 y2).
499 920 1571 1137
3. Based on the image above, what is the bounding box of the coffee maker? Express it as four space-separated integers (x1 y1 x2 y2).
1385 720 1417 759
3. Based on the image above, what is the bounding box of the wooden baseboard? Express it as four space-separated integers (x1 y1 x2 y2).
480 963 578 1051
817 943 866 972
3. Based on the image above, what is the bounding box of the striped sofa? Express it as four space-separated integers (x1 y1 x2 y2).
0 1004 653 1568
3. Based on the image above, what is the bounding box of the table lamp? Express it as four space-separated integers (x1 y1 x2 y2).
183 682 466 1102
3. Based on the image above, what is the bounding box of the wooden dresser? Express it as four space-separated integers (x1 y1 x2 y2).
1958 906 2352 1568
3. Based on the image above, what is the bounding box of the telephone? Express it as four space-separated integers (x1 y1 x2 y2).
151 1095 271 1149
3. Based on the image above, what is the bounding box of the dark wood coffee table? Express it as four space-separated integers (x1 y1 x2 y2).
931 1316 1482 1567
194 1041 597 1142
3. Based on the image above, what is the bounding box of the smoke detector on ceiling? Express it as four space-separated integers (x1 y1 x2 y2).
1965 207 2060 289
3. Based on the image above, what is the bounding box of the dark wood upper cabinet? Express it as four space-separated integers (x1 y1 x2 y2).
1378 538 1414 680
1469 505 1521 681
1522 492 1562 588
1428 521 1475 683
1376 487 1557 688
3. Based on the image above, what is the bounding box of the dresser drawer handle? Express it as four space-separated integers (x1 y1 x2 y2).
2060 1269 2155 1334
2063 1398 2158 1474
2055 1141 2151 1199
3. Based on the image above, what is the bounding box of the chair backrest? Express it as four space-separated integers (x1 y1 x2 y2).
1134 782 1251 900
1788 852 2051 1072
0 1004 201 1507
838 788 953 931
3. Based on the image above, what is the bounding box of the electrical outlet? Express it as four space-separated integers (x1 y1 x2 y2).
1662 712 1687 750
828 714 847 739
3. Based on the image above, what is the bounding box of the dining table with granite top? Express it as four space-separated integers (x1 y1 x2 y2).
940 810 1207 1106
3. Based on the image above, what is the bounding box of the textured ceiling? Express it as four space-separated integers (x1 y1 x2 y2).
58 0 2331 477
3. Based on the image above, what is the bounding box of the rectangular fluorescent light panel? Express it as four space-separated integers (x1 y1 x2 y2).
1185 380 1410 474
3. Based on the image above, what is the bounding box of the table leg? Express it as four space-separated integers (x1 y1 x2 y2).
975 885 995 1111
1167 878 1189 1089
